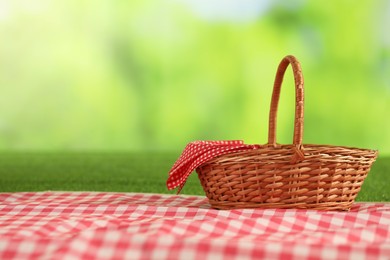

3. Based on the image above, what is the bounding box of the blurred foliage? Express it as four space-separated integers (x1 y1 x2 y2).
0 0 389 153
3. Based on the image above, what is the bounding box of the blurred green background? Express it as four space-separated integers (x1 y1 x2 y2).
0 0 389 153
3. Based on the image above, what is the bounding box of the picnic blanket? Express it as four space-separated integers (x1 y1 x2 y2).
0 192 389 259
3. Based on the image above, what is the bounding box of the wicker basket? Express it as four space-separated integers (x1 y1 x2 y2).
196 55 378 211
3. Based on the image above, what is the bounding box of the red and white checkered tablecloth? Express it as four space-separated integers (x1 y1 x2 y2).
1 192 389 259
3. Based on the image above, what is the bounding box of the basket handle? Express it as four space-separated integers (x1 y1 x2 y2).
267 55 305 160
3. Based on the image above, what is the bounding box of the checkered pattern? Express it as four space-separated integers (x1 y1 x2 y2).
1 192 390 259
167 140 260 190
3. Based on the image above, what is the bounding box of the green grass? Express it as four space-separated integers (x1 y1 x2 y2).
0 151 388 201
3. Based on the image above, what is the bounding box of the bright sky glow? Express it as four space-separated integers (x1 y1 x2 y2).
178 0 272 22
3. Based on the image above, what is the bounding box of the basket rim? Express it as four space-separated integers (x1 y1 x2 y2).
236 143 378 152
195 143 378 167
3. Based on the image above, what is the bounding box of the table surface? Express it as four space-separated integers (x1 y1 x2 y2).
1 192 389 259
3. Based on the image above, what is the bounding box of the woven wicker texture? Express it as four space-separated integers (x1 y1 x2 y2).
197 55 378 210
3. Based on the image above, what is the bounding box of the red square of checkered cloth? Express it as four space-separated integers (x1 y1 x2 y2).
166 140 260 191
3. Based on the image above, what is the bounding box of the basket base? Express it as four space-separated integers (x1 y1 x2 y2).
208 199 353 211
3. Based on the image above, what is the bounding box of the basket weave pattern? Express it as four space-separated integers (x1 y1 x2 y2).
196 55 378 211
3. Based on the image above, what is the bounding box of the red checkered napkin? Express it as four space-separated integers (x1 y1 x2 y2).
166 140 260 191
